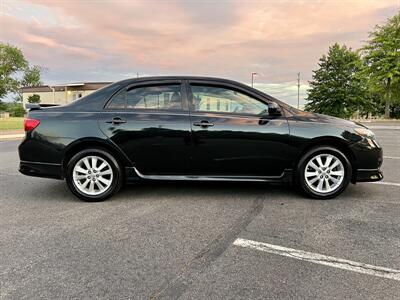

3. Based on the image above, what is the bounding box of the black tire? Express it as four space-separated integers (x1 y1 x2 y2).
66 148 123 202
295 146 352 199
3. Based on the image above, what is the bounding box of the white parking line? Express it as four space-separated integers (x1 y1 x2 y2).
233 238 400 281
367 125 400 130
383 156 400 160
371 181 400 187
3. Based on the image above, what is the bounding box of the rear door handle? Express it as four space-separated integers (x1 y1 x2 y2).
106 117 126 125
193 120 214 128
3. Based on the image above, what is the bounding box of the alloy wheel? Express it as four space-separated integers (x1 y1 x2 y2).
304 153 345 194
72 155 114 196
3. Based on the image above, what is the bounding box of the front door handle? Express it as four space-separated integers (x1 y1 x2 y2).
106 117 126 125
193 120 214 128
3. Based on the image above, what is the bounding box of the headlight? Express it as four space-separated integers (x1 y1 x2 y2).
354 128 375 139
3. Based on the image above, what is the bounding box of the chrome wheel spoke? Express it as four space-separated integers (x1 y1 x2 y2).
308 176 319 185
305 171 318 178
330 160 340 170
99 170 112 176
308 161 320 171
98 162 107 171
81 179 90 188
75 166 87 174
98 177 111 186
330 170 344 176
316 156 323 168
83 158 91 170
324 178 331 191
95 180 105 191
317 178 324 190
329 176 340 184
91 157 97 169
88 181 95 193
325 155 333 167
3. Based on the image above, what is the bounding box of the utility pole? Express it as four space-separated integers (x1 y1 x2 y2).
137 72 139 78
297 72 300 109
251 72 258 88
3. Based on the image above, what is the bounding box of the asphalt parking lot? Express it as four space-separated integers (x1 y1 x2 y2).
1 126 399 299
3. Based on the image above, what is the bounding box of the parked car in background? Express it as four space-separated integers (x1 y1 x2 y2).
18 76 383 201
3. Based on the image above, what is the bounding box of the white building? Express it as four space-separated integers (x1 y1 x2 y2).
21 82 112 107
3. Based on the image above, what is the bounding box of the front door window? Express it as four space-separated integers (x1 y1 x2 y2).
190 85 268 116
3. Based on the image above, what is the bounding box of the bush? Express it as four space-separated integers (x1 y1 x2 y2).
27 94 40 103
8 103 26 117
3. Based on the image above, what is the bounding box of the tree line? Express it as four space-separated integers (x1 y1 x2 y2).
305 11 400 119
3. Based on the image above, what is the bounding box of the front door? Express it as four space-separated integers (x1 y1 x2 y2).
98 81 192 175
187 82 291 177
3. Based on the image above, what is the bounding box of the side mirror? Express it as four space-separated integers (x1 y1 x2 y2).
268 102 282 116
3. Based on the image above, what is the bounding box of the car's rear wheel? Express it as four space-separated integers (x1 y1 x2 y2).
296 146 352 199
66 148 123 202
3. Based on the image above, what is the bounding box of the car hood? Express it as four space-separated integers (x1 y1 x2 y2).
289 110 364 128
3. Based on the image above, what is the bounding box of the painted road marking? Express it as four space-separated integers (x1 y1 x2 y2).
233 238 400 281
383 156 400 160
371 181 400 187
367 125 400 130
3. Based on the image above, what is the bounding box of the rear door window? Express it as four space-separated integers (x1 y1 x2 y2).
107 84 183 111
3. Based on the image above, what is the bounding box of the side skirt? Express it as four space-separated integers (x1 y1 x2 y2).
125 167 293 183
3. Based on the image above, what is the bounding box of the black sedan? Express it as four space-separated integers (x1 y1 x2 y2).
19 76 383 201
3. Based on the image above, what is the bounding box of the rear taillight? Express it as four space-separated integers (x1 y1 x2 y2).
24 118 40 132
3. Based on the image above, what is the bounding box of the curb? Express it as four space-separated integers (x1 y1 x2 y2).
0 134 25 140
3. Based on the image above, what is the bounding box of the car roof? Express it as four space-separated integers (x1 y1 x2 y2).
115 76 249 86
117 76 292 108
61 75 296 113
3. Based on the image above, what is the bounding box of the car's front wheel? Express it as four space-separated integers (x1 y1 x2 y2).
296 146 352 199
66 148 123 202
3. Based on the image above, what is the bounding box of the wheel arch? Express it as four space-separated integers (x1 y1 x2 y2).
61 138 132 178
293 136 357 183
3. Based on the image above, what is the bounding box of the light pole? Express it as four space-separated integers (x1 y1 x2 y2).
297 72 300 109
251 72 258 87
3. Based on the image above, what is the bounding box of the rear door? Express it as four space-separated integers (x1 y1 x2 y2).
98 81 192 175
187 81 291 177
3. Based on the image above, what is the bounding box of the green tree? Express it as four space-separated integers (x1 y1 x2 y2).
27 94 40 103
305 43 367 118
0 100 7 112
361 11 400 118
0 43 27 99
15 65 42 102
0 43 42 101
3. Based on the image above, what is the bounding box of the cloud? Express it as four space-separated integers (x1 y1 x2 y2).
0 0 398 105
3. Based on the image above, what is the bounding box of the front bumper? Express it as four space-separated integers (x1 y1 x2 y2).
350 137 383 183
356 168 383 182
19 161 63 180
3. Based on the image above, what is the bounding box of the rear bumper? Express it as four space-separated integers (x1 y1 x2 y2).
356 168 383 182
19 161 63 180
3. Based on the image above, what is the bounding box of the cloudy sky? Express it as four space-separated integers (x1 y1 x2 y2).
0 0 398 106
